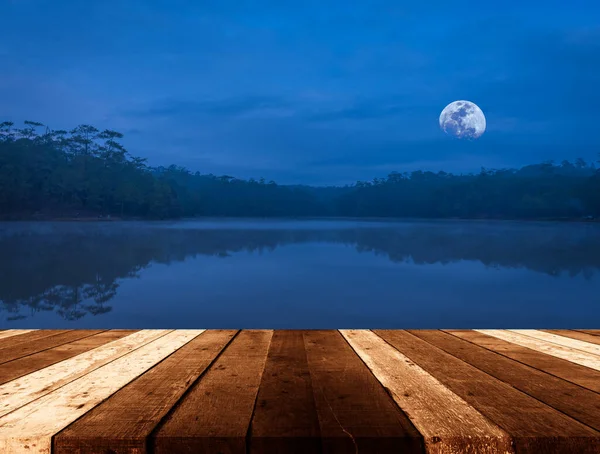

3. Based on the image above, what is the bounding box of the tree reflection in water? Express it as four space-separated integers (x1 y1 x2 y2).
1 220 599 322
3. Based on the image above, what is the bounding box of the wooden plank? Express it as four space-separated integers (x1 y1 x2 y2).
0 330 69 352
304 330 424 454
249 330 321 454
0 330 170 418
476 330 600 372
0 330 36 341
340 330 514 454
0 330 203 454
446 330 600 393
407 330 600 432
575 330 600 337
381 330 600 453
0 330 102 365
152 330 273 454
0 330 138 386
54 329 236 454
510 330 600 356
543 330 600 346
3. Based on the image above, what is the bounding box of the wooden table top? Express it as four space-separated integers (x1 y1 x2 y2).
0 329 599 453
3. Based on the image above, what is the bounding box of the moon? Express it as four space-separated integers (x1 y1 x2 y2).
439 100 486 139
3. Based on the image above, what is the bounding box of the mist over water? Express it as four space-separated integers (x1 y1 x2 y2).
1 219 599 329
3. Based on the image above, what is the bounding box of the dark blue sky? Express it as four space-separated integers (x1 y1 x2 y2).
2 0 599 185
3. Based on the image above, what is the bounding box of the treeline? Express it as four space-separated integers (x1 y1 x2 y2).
1 120 599 219
0 120 326 218
341 162 600 219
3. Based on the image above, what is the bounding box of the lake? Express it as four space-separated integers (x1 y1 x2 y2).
1 219 599 328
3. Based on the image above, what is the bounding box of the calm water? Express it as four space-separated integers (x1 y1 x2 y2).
1 219 599 328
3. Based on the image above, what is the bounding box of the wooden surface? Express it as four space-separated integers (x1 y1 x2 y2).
249 330 321 454
0 330 36 341
395 330 600 453
476 329 600 371
0 330 137 386
543 329 600 345
55 329 236 454
342 330 513 454
446 329 600 393
153 330 272 454
303 330 423 453
0 329 598 453
0 330 204 454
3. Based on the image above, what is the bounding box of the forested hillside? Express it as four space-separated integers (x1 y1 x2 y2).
1 120 599 220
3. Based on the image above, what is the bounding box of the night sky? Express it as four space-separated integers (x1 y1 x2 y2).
2 0 599 185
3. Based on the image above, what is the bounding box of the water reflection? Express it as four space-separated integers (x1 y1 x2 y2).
1 219 599 323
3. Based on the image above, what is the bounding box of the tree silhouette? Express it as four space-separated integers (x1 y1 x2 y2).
0 118 599 221
1 222 600 322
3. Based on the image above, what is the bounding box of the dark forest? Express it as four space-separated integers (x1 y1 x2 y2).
1 120 599 220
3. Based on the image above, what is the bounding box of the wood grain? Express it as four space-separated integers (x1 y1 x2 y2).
543 330 600 346
446 330 600 393
0 330 138 386
476 329 600 371
406 330 600 432
304 330 424 454
0 330 70 353
510 330 600 356
341 330 513 454
0 330 36 341
575 330 600 337
0 330 203 454
54 329 236 454
0 330 170 418
0 329 598 453
0 330 103 365
382 330 600 453
152 330 273 454
249 330 321 454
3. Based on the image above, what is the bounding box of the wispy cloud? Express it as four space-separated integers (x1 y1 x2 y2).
2 1 600 185
123 93 436 125
124 95 294 119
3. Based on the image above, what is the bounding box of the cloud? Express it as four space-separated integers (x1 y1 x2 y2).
3 2 600 185
304 96 420 122
123 92 438 126
460 24 600 117
124 95 293 119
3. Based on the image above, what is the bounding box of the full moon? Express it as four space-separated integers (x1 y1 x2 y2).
439 100 486 139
